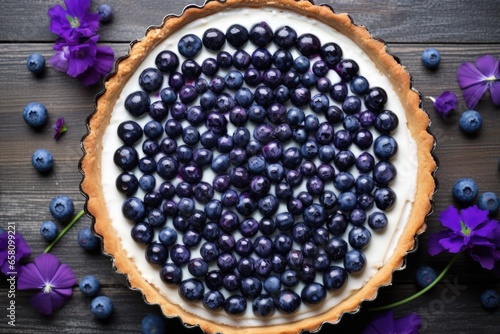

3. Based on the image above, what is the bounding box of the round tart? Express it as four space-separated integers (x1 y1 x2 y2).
80 0 437 333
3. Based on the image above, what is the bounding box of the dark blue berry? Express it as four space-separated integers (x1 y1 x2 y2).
232 49 251 70
296 33 321 57
320 42 342 65
139 67 163 92
178 34 202 58
160 263 182 284
224 295 247 315
202 28 225 50
274 26 297 49
188 258 209 277
323 266 347 290
226 24 249 48
421 48 441 69
452 178 479 205
335 59 359 82
145 242 168 266
155 50 179 73
249 22 273 47
301 282 326 305
252 295 275 317
330 82 348 102
202 290 225 311
179 278 204 301
364 87 388 112
125 91 150 117
131 222 153 244
275 290 301 314
374 135 398 160
415 265 437 289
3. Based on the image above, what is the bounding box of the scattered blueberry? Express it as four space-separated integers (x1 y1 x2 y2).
481 289 500 309
459 110 482 134
79 275 101 297
26 53 45 74
49 195 74 222
23 102 48 128
478 191 500 214
32 148 54 173
141 314 166 334
178 34 202 58
40 220 58 242
452 177 479 205
421 48 441 69
97 4 113 23
78 227 100 251
415 266 437 289
90 296 113 319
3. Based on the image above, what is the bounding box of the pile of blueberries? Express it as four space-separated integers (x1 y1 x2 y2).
113 22 399 316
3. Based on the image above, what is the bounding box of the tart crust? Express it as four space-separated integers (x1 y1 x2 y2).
80 0 437 333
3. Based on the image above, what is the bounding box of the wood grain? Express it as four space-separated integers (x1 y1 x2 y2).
0 0 499 333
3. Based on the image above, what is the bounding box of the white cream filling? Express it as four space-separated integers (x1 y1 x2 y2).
100 7 418 327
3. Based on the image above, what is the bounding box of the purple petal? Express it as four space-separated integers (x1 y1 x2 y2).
394 313 421 334
474 220 499 238
17 263 45 290
458 62 484 89
48 5 70 37
476 55 500 78
468 247 496 270
460 205 489 230
428 231 449 256
66 39 98 77
462 82 488 109
489 80 500 106
28 290 69 316
439 206 462 231
51 263 77 289
433 91 457 118
33 253 61 282
64 0 90 18
362 310 395 334
76 45 115 86
438 236 465 253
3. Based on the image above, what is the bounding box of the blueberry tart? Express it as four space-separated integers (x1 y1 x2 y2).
81 0 436 333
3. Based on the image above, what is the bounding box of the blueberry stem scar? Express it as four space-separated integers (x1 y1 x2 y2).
368 253 460 312
44 209 85 253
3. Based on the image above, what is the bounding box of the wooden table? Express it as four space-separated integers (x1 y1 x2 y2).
1 0 499 332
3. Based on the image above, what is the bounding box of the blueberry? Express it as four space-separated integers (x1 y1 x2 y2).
79 275 100 297
303 203 327 227
300 72 318 88
254 258 272 277
359 110 376 127
274 26 297 49
478 192 500 214
253 295 275 317
32 149 54 173
158 227 177 247
224 295 247 315
141 314 166 334
26 53 45 74
274 49 294 72
202 28 225 50
205 270 223 290
252 48 273 70
459 110 482 134
334 150 356 171
415 265 437 289
139 67 163 93
226 24 249 48
146 242 169 265
78 227 100 251
181 59 202 79
342 95 362 114
49 195 74 222
275 290 301 314
301 282 326 305
262 68 283 89
131 222 154 244
164 119 183 138
293 55 310 73
240 276 262 298
274 213 293 231
330 82 348 103
327 212 348 236
350 76 369 95
421 48 441 69
217 252 237 272
159 263 183 285
356 152 375 173
90 296 113 319
97 4 112 22
156 156 179 180
323 266 348 290
155 50 179 73
179 278 204 301
348 226 372 249
368 211 388 230
296 33 321 57
310 93 330 114
125 91 150 117
335 59 359 82
222 272 240 291
481 289 500 309
325 236 347 261
373 161 397 186
375 110 399 134
178 34 202 58
170 244 191 266
364 87 388 112
374 187 397 211
344 249 366 273
373 135 398 160
188 258 209 277
40 220 58 242
23 102 48 128
453 178 479 205
265 163 285 183
202 290 225 311
249 22 273 47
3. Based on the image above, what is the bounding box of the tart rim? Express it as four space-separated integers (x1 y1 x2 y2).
80 0 437 333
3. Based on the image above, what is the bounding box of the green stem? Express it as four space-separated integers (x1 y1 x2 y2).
44 209 85 254
369 253 460 312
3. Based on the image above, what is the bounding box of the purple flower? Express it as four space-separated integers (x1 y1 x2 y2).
53 117 67 141
17 253 76 315
48 0 100 41
428 205 500 270
431 91 457 118
49 36 114 86
363 310 421 334
0 232 31 276
457 55 500 109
